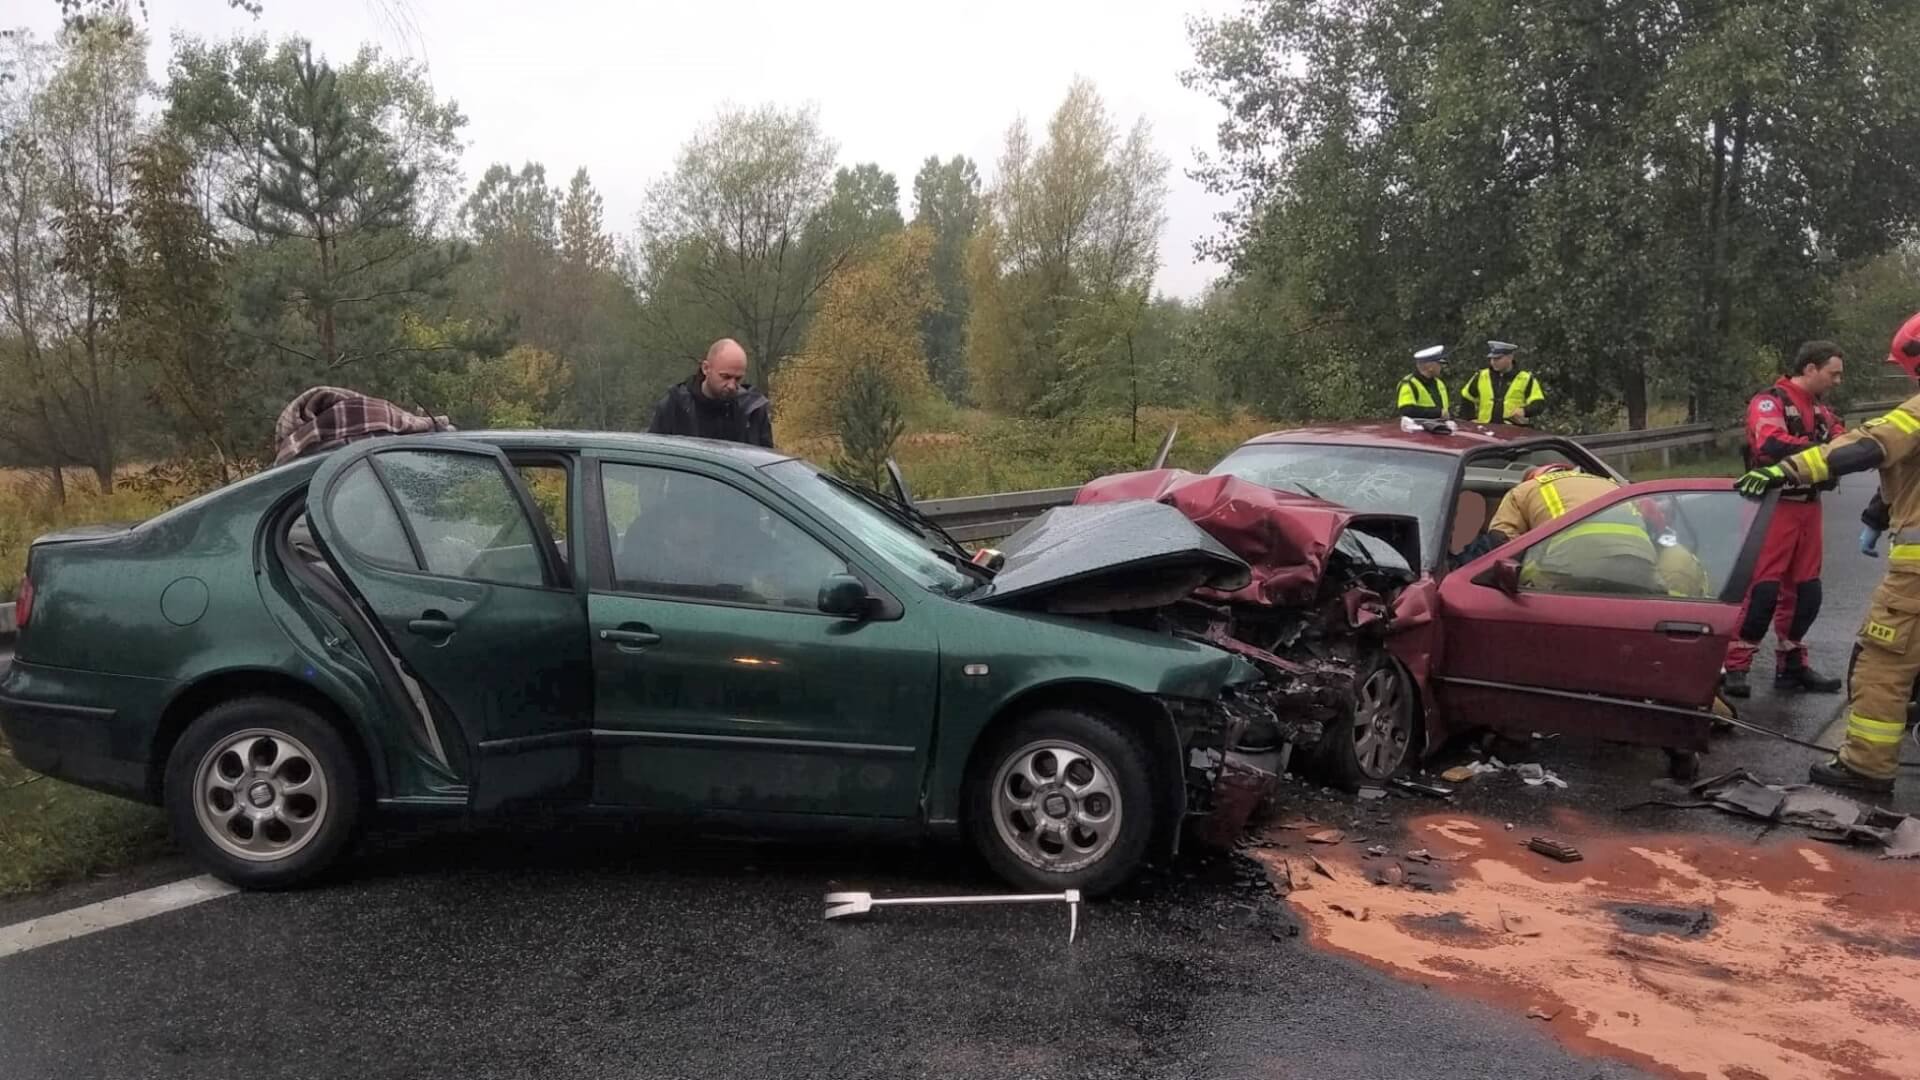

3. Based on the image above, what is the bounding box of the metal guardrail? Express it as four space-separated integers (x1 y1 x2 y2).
918 400 1906 542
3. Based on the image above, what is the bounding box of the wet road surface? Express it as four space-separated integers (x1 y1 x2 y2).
0 475 1913 1079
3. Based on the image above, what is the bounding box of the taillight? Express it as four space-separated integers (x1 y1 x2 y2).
15 575 32 629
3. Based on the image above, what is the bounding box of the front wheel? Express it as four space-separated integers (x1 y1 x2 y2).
1312 654 1416 789
964 707 1158 897
164 697 363 890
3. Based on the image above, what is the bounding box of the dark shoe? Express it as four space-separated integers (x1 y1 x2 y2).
1775 661 1843 693
1808 758 1895 794
1722 670 1750 698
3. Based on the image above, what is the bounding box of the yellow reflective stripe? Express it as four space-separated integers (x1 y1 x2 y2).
1847 714 1907 745
1558 522 1656 544
1398 378 1431 407
1880 409 1920 435
1800 446 1830 484
1538 479 1567 518
1889 543 1920 561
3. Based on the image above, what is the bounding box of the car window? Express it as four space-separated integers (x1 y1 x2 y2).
601 463 848 611
1210 443 1456 568
327 459 419 570
373 450 547 586
1515 489 1756 600
762 459 973 597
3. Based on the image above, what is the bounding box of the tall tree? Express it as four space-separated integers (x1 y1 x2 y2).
966 79 1168 415
0 20 146 492
636 103 846 380
166 36 468 403
113 133 248 475
911 154 982 399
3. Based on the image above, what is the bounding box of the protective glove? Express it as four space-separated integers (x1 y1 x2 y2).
1861 526 1884 557
1735 465 1787 499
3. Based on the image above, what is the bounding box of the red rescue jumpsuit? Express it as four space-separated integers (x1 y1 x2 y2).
1726 378 1843 673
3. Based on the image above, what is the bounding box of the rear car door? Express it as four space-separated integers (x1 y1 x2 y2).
306 438 590 810
582 455 939 818
1436 480 1776 751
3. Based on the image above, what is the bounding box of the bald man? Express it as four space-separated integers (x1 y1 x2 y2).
646 338 774 447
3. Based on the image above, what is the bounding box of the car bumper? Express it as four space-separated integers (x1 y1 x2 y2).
0 660 169 804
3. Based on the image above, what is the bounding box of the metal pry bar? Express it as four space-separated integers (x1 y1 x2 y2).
822 889 1082 942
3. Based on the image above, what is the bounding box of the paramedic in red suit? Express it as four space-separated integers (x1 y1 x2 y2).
1722 341 1847 698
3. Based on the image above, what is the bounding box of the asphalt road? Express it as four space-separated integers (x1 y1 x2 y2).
0 473 1911 1080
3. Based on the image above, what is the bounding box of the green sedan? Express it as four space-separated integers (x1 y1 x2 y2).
1 433 1269 895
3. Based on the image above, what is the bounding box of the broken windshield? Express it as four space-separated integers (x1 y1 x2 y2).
1209 444 1454 569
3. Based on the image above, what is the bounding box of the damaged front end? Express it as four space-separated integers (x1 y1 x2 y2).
978 469 1423 847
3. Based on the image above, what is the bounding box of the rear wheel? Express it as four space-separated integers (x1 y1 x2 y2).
1312 654 1415 789
964 707 1157 897
164 697 362 890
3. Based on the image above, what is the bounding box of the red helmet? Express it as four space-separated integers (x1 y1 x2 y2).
1524 462 1575 482
1891 311 1920 379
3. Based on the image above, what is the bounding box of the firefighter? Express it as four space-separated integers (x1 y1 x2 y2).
1458 340 1546 426
1737 311 1920 793
1458 463 1659 592
1722 342 1848 699
1397 345 1452 420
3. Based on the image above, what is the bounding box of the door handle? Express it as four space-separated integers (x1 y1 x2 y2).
1656 620 1711 638
407 612 458 638
600 625 662 650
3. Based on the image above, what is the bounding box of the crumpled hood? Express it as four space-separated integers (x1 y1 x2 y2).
970 500 1252 614
1073 469 1419 607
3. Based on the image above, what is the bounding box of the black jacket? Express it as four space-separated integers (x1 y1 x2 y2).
647 374 773 448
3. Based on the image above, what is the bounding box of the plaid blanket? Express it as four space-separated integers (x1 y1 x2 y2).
274 387 455 465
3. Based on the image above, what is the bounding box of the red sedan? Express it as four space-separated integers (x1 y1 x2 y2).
1079 422 1773 786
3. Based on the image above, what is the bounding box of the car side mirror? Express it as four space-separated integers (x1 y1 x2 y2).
1474 557 1523 597
818 574 872 619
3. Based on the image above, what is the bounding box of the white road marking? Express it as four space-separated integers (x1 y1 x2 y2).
0 875 237 961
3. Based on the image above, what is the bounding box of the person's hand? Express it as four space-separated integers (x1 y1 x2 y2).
1861 526 1884 557
1736 465 1787 498
1507 408 1526 423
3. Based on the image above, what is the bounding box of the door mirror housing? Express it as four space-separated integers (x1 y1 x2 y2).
1474 557 1523 597
818 574 873 619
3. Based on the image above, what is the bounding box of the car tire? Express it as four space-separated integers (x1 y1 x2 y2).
1312 653 1416 790
164 697 362 890
964 707 1157 898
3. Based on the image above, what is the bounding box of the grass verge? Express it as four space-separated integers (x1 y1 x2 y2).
0 736 170 896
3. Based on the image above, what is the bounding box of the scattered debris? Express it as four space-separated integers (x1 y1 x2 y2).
1405 849 1433 863
1681 768 1920 857
1610 904 1715 937
1371 863 1407 887
1500 910 1541 937
1329 903 1371 921
1307 829 1347 845
1504 823 1515 831
1527 1006 1559 1021
1365 844 1391 857
1527 837 1584 863
1391 777 1456 800
1440 765 1478 783
1309 855 1337 881
1276 819 1316 831
1516 763 1569 789
1357 786 1388 801
1195 756 1280 849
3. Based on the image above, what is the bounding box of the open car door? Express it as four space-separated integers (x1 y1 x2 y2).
1436 479 1777 753
306 437 590 810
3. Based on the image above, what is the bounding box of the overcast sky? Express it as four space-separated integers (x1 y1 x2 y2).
20 0 1242 298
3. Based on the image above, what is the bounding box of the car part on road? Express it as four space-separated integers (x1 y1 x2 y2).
1525 837 1583 863
164 697 362 889
822 889 1082 943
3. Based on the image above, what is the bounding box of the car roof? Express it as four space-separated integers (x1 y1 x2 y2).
453 430 795 466
1232 421 1561 457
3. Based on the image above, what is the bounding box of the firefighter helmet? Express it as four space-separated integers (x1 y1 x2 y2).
1891 311 1920 378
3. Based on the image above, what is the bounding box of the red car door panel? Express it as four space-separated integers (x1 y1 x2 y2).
1435 480 1776 751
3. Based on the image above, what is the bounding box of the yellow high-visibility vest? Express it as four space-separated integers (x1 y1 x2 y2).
1462 368 1544 424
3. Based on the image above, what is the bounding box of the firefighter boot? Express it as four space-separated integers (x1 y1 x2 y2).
1775 653 1843 693
1809 757 1895 795
1722 670 1751 698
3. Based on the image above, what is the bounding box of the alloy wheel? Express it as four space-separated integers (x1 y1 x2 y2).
1350 664 1413 779
193 728 331 862
990 738 1123 874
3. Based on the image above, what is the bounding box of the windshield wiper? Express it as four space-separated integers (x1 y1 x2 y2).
820 472 986 574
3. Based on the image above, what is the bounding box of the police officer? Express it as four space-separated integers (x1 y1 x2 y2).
1398 345 1452 420
1738 311 1920 793
1458 340 1546 425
